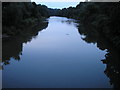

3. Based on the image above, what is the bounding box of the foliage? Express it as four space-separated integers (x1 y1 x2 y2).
2 2 49 36
58 2 120 49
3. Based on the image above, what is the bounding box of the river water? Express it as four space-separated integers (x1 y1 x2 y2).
2 16 112 88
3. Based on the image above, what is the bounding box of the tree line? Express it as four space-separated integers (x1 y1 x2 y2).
2 2 120 49
2 2 49 36
50 2 120 49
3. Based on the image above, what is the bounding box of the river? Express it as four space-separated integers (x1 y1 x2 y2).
2 16 112 88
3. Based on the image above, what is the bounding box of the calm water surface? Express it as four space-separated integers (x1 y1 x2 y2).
3 17 111 88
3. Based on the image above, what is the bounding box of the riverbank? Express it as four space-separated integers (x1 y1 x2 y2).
2 2 50 38
49 2 120 50
2 18 48 40
2 17 48 38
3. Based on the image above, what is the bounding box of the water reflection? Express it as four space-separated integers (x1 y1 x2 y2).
2 21 48 67
77 23 120 89
103 49 120 89
48 16 78 26
2 16 117 88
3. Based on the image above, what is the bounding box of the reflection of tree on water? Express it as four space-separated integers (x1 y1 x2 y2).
102 50 120 89
2 21 48 67
61 19 78 26
78 23 120 89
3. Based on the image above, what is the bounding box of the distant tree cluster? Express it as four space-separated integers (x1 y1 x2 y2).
48 8 61 16
2 2 49 36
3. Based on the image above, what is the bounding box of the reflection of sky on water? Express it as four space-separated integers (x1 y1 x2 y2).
3 16 111 88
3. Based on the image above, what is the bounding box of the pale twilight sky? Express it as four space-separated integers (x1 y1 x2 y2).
31 0 86 9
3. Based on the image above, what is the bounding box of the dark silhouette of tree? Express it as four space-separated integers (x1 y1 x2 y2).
2 2 49 36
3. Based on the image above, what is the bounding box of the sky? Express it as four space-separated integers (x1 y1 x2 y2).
31 0 120 9
31 0 86 9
